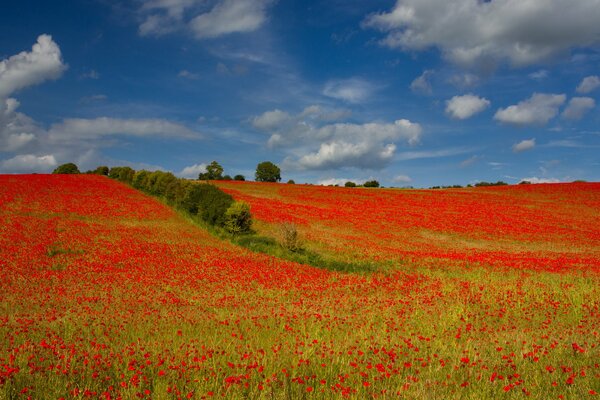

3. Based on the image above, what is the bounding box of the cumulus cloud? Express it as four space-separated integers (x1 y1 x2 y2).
494 93 566 126
0 34 67 99
0 154 57 173
576 75 600 94
362 0 600 68
410 70 433 95
392 174 412 183
1 98 42 153
520 177 560 184
48 117 200 141
317 178 362 186
252 109 291 131
445 94 490 120
323 78 377 103
253 106 421 170
178 163 207 178
190 0 273 39
561 97 595 120
512 138 536 153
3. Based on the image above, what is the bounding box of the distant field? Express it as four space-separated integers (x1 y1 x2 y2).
217 181 600 273
1 175 599 399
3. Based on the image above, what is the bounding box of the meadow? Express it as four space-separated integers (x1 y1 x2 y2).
1 175 599 399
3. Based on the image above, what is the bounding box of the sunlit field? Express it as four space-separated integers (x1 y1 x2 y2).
1 175 599 399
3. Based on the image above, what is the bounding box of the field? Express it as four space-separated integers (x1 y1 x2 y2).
1 175 599 399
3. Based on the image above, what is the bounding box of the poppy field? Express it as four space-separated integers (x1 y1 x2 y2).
1 174 599 399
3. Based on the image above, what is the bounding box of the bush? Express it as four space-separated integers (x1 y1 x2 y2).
224 201 252 235
287 179 295 184
53 163 80 174
109 166 135 184
234 174 245 181
278 222 302 252
181 184 234 226
344 181 356 188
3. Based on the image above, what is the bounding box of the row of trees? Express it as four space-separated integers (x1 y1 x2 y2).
52 160 282 183
198 160 281 183
103 167 252 234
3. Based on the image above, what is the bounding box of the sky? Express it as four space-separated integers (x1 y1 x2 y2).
1 0 599 187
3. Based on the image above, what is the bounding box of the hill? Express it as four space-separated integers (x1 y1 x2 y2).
217 181 600 273
1 175 599 399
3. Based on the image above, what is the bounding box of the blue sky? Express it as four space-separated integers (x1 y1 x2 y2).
1 0 599 187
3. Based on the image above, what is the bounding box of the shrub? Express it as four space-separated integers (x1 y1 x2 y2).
234 174 245 181
182 184 234 226
53 163 80 174
109 167 135 184
278 222 302 252
344 181 356 188
287 179 295 184
224 201 252 235
132 170 150 190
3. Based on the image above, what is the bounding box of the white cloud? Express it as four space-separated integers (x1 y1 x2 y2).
252 109 291 131
494 93 566 126
362 0 600 68
395 147 473 161
576 75 600 94
0 34 67 99
138 0 274 39
178 69 199 79
80 70 99 80
138 0 198 36
323 78 377 103
459 155 480 168
190 0 273 39
520 177 560 184
295 141 397 170
410 70 433 94
392 174 412 183
0 154 57 173
1 98 42 153
48 117 200 141
561 97 595 120
445 94 490 120
5 133 35 151
254 107 421 170
448 73 479 88
317 178 362 186
512 138 536 153
178 163 207 178
529 70 549 80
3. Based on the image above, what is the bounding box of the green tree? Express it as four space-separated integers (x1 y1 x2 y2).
234 174 245 181
52 163 80 174
255 161 281 182
224 201 252 235
363 180 380 188
199 161 224 180
92 166 109 175
344 181 356 188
